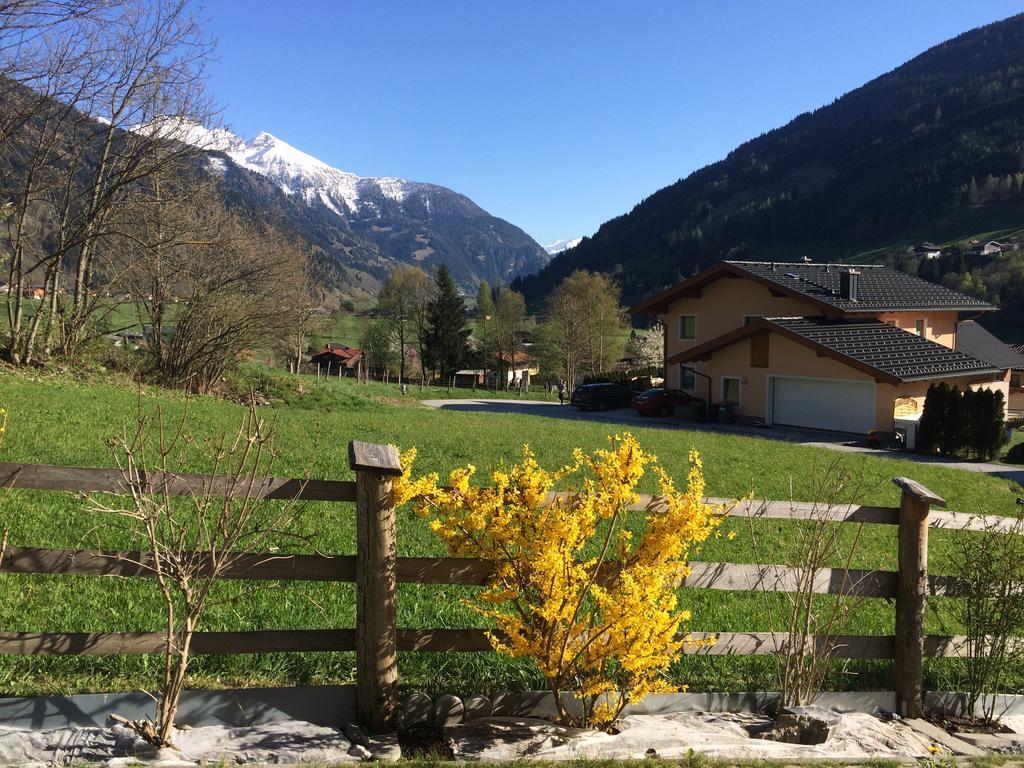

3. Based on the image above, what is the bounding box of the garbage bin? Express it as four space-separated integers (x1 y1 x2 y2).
719 404 735 424
707 403 720 422
689 402 707 422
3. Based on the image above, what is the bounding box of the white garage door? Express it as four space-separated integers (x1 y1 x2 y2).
771 377 875 434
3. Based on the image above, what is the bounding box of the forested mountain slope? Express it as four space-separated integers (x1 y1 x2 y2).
515 14 1024 340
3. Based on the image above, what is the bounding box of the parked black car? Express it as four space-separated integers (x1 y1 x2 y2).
570 382 634 411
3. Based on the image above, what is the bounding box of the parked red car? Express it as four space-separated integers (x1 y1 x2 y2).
631 388 701 417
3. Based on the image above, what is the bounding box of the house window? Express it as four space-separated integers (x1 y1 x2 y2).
914 318 926 337
722 377 741 406
679 315 696 340
680 366 696 391
1013 371 1023 389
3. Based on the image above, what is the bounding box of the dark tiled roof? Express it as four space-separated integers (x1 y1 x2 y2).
767 317 1001 382
728 261 995 312
957 321 1024 370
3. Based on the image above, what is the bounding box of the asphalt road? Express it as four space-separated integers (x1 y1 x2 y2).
421 398 1024 486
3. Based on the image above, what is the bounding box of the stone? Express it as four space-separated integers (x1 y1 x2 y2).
401 693 433 726
753 706 842 745
433 695 464 728
364 733 402 762
344 723 369 747
463 695 492 721
902 718 986 756
348 743 372 759
953 732 1024 753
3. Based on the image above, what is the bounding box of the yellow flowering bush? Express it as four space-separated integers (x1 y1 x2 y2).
394 433 727 728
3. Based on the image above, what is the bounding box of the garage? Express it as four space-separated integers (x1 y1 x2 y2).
771 376 875 434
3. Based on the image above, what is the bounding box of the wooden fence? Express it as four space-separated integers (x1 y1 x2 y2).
0 442 1015 731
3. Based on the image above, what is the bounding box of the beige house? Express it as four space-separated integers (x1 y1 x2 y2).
631 261 1010 436
955 322 1024 417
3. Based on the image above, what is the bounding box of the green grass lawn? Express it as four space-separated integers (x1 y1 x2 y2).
0 369 1021 698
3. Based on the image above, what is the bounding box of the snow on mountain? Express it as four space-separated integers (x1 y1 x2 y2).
544 237 582 255
160 120 428 217
140 119 551 291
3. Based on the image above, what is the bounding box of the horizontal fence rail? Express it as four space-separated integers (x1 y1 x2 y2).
0 462 357 502
1 547 980 598
3 460 1015 532
0 628 981 660
2 453 1022 728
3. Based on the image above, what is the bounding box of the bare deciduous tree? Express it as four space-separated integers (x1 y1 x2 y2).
377 265 431 386
277 266 324 375
1 0 218 363
491 287 525 389
750 461 877 708
90 404 305 747
152 219 308 393
948 511 1024 724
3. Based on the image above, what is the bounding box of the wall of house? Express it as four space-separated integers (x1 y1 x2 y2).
691 332 877 422
664 278 814 390
690 330 1007 431
1011 391 1024 413
873 311 959 348
1010 369 1024 414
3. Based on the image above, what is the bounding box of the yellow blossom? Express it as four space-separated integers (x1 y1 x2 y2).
394 433 729 729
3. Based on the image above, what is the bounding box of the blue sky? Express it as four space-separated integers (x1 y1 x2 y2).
202 1 1023 246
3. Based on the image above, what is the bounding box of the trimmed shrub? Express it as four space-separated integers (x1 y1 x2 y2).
1006 442 1024 465
940 386 968 456
920 385 1007 459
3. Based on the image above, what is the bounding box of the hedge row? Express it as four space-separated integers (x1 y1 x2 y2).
917 383 1007 460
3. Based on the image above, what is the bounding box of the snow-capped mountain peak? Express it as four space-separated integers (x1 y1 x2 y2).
132 119 551 292
544 237 582 255
145 120 418 215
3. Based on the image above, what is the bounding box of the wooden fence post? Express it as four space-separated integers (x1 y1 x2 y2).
892 476 945 718
349 440 403 733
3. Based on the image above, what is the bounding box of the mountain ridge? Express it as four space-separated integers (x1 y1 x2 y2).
160 119 552 301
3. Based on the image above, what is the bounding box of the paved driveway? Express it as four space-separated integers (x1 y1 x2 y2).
421 398 1024 487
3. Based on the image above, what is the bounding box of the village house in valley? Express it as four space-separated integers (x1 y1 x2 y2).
309 343 363 374
631 260 1015 437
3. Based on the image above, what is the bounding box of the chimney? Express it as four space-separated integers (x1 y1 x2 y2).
839 268 860 302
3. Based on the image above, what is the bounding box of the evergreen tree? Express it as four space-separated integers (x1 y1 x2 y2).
973 389 1007 460
962 387 979 457
939 386 966 456
917 383 946 453
423 264 470 382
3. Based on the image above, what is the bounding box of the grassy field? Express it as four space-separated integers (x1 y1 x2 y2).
0 368 1022 698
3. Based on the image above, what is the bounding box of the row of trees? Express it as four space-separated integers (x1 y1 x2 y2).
917 383 1008 460
363 266 639 391
1 0 315 392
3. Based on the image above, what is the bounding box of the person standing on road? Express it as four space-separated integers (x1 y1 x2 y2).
558 380 567 405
